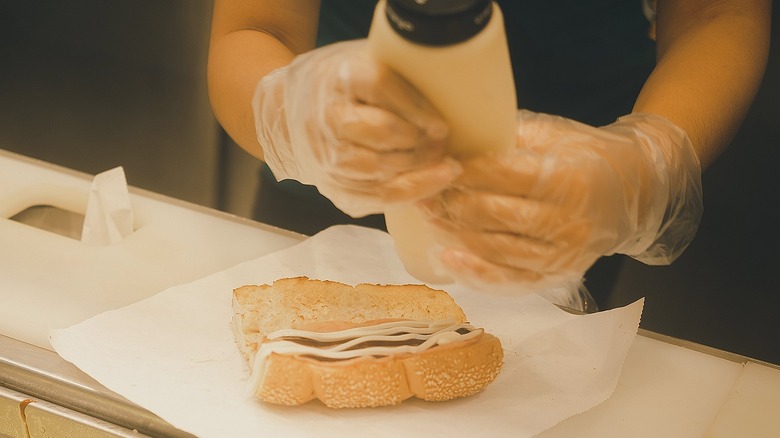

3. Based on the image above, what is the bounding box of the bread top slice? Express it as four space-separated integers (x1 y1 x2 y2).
231 276 467 362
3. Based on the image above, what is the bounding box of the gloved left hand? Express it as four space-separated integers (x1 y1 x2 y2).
252 40 461 217
417 110 703 291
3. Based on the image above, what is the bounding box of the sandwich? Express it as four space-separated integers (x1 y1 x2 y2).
231 276 503 408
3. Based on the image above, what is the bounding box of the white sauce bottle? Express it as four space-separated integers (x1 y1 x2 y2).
367 0 517 284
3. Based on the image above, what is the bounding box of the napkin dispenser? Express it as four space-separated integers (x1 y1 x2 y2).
9 166 134 244
0 151 301 350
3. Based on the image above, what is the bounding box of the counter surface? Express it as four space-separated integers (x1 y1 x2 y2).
2 149 779 437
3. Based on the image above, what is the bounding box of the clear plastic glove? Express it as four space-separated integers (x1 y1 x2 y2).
418 110 703 291
252 40 461 217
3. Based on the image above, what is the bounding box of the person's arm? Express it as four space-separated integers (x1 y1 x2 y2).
634 0 771 168
207 0 321 159
207 1 459 217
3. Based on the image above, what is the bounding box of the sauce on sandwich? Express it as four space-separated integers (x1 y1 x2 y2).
248 319 481 392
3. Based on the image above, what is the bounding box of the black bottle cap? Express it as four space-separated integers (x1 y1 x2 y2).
385 0 493 46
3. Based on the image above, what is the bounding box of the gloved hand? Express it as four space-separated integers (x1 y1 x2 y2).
418 110 703 291
252 40 461 217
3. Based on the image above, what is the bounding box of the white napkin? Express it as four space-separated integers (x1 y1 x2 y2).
80 166 133 245
51 225 643 438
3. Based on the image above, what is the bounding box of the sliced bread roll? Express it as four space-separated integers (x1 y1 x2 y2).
232 276 503 408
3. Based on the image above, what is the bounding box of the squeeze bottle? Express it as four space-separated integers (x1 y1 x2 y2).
367 0 517 283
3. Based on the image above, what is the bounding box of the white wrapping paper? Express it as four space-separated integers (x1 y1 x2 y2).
50 225 643 437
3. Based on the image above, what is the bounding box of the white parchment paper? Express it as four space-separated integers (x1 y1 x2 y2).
50 225 643 438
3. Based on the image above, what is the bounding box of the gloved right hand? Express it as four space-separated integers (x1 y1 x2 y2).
252 40 461 218
416 110 703 292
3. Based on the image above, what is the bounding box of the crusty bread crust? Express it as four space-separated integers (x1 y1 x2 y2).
259 332 503 408
232 277 503 408
232 277 467 362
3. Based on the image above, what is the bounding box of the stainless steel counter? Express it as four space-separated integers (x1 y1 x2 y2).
0 334 191 438
2 149 779 437
3 321 779 438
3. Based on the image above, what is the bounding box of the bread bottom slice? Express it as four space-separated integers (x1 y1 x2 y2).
257 331 503 408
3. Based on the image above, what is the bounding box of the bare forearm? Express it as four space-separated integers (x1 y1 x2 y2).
207 0 319 160
208 32 296 159
633 0 770 168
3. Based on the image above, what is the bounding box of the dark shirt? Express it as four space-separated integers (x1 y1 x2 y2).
318 0 656 126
